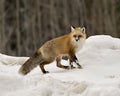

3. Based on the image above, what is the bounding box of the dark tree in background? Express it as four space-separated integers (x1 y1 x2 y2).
0 0 120 56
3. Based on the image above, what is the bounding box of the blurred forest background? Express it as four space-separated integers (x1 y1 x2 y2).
0 0 120 56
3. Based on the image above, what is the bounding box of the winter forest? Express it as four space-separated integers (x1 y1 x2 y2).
0 0 120 56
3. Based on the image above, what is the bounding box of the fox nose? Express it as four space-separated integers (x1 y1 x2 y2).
76 39 79 41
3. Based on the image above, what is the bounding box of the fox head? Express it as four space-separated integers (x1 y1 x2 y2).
70 26 86 42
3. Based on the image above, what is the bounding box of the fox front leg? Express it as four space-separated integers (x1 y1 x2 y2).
71 55 82 69
69 58 75 69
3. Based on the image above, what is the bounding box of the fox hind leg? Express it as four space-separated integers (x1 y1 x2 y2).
39 61 51 74
56 57 69 69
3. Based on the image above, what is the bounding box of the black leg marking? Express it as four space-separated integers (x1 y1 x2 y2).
69 59 75 69
72 55 82 69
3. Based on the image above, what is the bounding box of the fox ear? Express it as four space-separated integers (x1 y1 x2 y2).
71 26 75 32
81 27 86 34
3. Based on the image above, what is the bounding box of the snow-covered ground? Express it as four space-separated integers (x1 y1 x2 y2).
0 35 120 96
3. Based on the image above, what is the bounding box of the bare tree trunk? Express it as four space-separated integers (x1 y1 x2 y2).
16 0 21 55
50 0 55 37
97 1 103 35
62 0 69 30
91 1 97 35
36 0 42 46
0 0 5 53
111 0 117 37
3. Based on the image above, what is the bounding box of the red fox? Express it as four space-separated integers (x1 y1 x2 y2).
19 26 86 75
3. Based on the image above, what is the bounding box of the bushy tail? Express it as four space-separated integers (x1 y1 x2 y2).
19 52 44 75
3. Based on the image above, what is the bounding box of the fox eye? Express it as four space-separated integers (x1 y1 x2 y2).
73 35 77 37
78 35 82 38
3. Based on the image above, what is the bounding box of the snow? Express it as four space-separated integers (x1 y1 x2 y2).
0 35 120 96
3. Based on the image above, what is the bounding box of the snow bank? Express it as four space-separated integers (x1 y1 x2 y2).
0 53 28 65
0 62 89 96
0 35 120 96
85 35 120 49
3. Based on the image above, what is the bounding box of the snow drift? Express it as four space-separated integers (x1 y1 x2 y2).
0 35 120 96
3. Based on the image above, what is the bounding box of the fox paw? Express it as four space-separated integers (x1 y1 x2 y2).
64 66 70 70
43 71 49 74
70 66 76 69
78 65 82 69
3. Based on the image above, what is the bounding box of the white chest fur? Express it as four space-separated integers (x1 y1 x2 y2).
72 38 86 52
